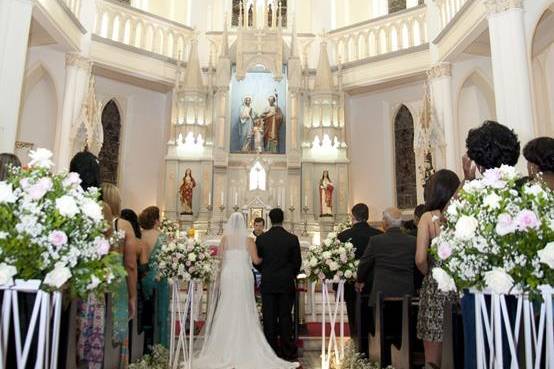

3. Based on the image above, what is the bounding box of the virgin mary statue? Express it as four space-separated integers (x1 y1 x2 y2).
179 168 196 215
319 170 334 217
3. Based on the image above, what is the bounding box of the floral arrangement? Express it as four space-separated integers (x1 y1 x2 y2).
334 220 353 234
157 238 217 283
160 217 179 240
304 232 358 283
431 165 554 297
0 148 126 298
128 345 168 369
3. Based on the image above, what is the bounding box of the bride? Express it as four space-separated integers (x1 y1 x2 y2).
194 213 299 369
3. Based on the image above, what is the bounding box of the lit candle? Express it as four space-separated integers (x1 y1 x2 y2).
234 192 238 206
221 191 224 205
208 192 212 206
290 193 293 207
304 194 308 207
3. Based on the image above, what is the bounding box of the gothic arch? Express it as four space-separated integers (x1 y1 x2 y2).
393 104 417 209
98 99 122 184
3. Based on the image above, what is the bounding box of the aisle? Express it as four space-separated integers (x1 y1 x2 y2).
298 351 322 369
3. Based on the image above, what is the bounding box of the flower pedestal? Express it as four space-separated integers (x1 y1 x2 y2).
320 280 346 369
169 279 198 369
0 280 62 369
473 286 554 369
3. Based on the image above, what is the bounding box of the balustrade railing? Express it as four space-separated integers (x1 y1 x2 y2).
436 0 470 30
94 0 193 60
328 5 427 65
62 0 81 17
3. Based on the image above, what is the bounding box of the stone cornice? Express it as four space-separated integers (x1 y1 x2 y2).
427 62 452 79
65 53 91 70
484 0 523 14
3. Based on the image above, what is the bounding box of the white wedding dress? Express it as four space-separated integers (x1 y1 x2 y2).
194 213 299 369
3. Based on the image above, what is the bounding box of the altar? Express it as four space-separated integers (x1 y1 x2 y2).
162 10 350 243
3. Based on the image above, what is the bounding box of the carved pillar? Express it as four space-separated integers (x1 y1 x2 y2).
427 62 455 170
56 53 91 170
485 0 535 146
0 0 33 153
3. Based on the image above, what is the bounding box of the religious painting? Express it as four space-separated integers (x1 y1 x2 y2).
249 207 265 227
230 68 287 154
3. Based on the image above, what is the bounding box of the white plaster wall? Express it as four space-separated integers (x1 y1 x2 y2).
347 81 423 221
94 76 169 214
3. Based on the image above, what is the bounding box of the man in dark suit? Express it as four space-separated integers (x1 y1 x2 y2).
338 203 382 356
355 207 416 306
255 208 302 360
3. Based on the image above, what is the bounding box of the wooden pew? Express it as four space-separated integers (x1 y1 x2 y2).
103 294 122 369
390 295 414 369
441 302 465 369
368 293 386 366
129 316 144 363
61 300 78 369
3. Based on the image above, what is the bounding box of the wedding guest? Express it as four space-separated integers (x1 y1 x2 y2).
82 183 137 369
402 204 425 237
356 207 416 364
139 206 170 352
523 136 554 190
0 153 21 180
338 203 382 356
416 169 460 369
461 121 520 369
69 151 101 191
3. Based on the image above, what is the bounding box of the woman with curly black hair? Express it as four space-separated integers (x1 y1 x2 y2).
463 120 520 180
523 136 554 190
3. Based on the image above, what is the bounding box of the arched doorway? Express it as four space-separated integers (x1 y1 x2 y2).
394 105 417 209
531 3 554 137
99 99 121 184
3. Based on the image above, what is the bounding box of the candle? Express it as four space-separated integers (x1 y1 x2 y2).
304 194 308 207
208 192 212 206
221 191 224 205
290 193 293 207
234 192 238 206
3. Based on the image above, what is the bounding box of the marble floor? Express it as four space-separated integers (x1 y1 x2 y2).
298 351 321 369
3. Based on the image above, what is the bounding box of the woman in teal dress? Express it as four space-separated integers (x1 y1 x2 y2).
138 206 170 352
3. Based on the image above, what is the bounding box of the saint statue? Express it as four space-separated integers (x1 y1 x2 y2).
179 168 196 215
319 170 334 217
260 95 283 153
239 96 257 152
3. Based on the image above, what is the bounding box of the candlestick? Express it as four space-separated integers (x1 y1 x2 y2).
289 205 296 234
206 203 213 235
302 205 310 236
218 204 226 235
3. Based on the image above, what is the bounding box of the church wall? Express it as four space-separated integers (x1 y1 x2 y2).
346 80 423 221
94 75 169 214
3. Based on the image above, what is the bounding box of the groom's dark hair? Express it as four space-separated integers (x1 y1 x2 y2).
269 208 284 225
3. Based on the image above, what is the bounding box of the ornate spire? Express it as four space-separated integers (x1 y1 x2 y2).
314 36 334 92
183 35 204 90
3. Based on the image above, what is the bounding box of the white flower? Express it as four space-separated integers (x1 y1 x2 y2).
484 268 514 294
328 232 337 239
0 264 17 286
43 263 72 288
447 202 459 217
329 261 339 271
55 196 79 217
0 182 17 204
483 193 502 210
324 239 332 247
309 258 318 267
454 215 479 240
463 180 485 194
432 268 457 292
344 270 353 279
87 275 101 291
322 251 331 259
0 231 8 240
537 242 554 269
496 213 516 236
188 253 197 262
524 184 544 197
498 165 519 181
81 198 103 222
28 148 54 169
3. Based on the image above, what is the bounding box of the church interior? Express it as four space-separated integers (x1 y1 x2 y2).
1 0 554 368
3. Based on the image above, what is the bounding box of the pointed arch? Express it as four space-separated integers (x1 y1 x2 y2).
393 104 417 209
99 99 122 184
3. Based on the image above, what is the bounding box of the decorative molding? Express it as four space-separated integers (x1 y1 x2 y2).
65 53 90 70
484 0 523 14
15 141 34 150
427 62 452 79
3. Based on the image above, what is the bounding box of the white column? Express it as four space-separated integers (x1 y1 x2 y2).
0 0 33 153
428 62 456 170
486 0 535 146
55 54 90 170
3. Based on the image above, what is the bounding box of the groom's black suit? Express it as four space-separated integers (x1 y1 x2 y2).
255 225 302 359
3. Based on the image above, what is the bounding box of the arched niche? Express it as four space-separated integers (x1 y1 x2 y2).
99 99 122 185
456 70 496 166
393 104 417 209
17 64 58 164
530 3 554 137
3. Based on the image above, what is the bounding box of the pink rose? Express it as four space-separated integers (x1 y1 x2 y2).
64 172 82 187
49 230 68 248
437 242 452 260
28 178 52 200
186 260 192 267
496 213 516 236
482 168 506 189
514 210 540 231
189 266 196 273
318 272 325 280
209 246 218 256
95 238 110 256
198 253 205 260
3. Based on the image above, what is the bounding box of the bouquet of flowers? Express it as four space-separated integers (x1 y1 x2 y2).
304 232 358 283
160 217 179 240
430 165 554 297
334 220 352 234
157 238 217 283
0 148 126 298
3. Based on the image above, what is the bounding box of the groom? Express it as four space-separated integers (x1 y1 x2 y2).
255 208 302 360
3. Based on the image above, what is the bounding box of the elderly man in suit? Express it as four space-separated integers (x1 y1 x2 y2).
338 203 382 356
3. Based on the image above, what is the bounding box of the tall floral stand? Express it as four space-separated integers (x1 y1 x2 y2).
473 286 554 369
169 279 198 369
0 280 63 369
320 280 346 369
